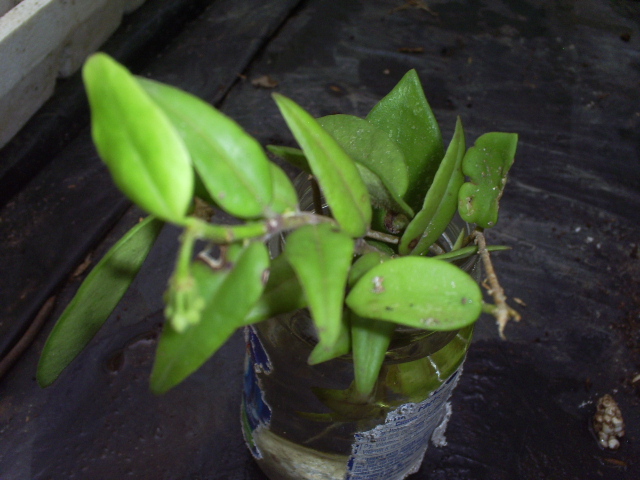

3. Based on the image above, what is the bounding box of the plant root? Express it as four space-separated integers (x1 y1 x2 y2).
473 230 521 338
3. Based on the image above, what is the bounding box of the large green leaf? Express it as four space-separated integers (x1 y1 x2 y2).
138 77 275 219
285 224 354 361
268 144 412 218
37 216 164 387
351 312 395 396
273 94 371 237
346 256 482 331
82 54 192 222
268 162 299 214
400 117 466 255
318 114 412 216
366 69 444 213
347 252 395 396
458 132 518 228
243 253 306 324
150 242 269 393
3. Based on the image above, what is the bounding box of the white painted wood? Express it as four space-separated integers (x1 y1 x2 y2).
0 1 22 18
0 0 148 148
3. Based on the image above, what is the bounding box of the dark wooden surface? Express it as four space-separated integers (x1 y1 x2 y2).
1 0 639 478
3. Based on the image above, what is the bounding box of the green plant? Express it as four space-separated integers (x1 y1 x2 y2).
37 53 519 396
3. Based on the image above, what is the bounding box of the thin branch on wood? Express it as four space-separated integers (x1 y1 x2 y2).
0 296 56 380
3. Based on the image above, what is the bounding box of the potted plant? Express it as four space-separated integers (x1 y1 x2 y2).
37 53 520 480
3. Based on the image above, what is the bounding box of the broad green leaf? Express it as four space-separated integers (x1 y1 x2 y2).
150 242 269 393
318 114 412 216
269 144 412 217
273 94 371 237
243 253 307 324
354 164 414 217
348 251 390 287
267 145 310 173
285 224 355 360
458 132 518 228
268 162 299 214
400 117 466 255
351 312 395 396
346 257 482 331
138 77 274 219
37 216 164 387
82 54 192 222
367 69 444 213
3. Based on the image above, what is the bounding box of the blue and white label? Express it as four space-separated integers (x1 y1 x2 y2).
346 369 462 480
241 326 273 459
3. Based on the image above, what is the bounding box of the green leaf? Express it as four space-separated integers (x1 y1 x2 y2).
268 162 299 214
346 257 482 331
400 117 466 255
267 145 311 173
243 253 307 324
82 54 193 222
138 77 274 219
458 132 518 228
37 216 164 387
150 242 269 393
308 313 350 365
347 252 395 395
285 224 355 360
435 244 511 262
273 94 371 237
367 69 444 213
269 143 412 218
351 312 395 396
318 114 412 216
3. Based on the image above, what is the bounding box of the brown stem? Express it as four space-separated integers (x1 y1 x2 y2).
473 230 520 338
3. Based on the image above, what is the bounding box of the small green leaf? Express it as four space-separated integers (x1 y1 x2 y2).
400 117 466 255
273 94 371 237
138 77 274 219
346 257 482 331
435 244 511 262
318 114 411 215
458 132 518 228
82 54 193 222
351 312 395 396
243 253 307 324
367 70 444 212
285 224 355 358
37 216 164 387
150 242 269 393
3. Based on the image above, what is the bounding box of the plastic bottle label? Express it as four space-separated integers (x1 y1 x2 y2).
346 369 461 479
241 326 273 459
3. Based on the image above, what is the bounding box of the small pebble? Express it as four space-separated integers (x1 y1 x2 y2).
593 394 625 450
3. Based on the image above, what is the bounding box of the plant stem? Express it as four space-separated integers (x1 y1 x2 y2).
365 229 399 245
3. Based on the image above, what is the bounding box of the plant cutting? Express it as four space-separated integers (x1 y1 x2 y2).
37 53 520 480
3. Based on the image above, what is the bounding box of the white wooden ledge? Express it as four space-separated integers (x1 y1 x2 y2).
0 0 147 148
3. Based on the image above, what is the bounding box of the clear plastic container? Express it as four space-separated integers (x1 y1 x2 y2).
241 176 481 480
